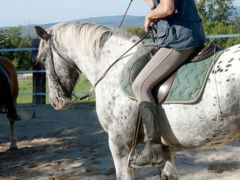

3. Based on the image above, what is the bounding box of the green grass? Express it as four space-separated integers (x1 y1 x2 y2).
17 76 96 105
18 79 33 103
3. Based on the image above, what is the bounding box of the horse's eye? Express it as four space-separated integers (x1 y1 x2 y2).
38 55 46 64
41 57 46 63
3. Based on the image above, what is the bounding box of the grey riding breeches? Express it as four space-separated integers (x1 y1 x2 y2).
132 47 196 104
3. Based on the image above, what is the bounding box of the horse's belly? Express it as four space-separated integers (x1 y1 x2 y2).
172 131 240 149
161 105 240 149
162 124 240 149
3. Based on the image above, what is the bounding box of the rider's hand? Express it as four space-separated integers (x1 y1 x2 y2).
144 13 152 32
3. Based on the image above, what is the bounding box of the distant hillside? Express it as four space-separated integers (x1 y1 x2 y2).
18 15 145 37
2 7 240 37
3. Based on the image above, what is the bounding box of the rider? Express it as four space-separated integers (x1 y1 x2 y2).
0 64 21 121
130 0 205 167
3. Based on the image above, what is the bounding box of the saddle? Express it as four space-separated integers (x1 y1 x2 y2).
129 39 219 104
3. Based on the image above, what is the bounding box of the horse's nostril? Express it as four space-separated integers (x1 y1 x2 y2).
52 102 56 108
56 97 60 104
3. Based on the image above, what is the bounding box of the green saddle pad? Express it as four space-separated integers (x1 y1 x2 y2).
120 43 223 104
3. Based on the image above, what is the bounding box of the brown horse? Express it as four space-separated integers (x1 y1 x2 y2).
0 56 19 150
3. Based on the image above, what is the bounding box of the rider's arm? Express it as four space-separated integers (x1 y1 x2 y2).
145 0 175 32
144 0 153 7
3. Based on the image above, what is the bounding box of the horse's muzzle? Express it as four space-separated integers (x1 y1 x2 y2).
51 96 72 110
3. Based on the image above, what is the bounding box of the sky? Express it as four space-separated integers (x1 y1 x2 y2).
1 0 240 27
0 0 149 27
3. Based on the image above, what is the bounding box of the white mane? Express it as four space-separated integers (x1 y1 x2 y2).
48 22 138 58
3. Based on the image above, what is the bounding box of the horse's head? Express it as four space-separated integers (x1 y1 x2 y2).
35 26 79 110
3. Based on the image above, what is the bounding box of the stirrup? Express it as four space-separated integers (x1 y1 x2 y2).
129 142 164 168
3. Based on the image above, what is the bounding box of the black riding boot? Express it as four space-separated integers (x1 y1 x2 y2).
130 101 164 168
0 75 21 121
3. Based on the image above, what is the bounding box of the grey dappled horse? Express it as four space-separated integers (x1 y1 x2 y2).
35 22 240 180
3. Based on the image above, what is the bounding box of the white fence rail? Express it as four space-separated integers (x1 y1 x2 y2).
19 92 87 96
0 34 240 53
17 70 46 74
0 47 38 52
206 34 240 39
1 34 240 102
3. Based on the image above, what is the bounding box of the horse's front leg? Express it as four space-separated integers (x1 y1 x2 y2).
108 133 134 180
8 118 18 151
159 146 177 180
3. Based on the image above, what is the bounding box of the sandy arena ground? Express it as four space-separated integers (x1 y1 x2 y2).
1 104 240 180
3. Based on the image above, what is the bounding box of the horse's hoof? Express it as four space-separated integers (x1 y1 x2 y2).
9 113 21 121
9 146 18 152
161 174 178 180
160 161 178 180
161 169 178 180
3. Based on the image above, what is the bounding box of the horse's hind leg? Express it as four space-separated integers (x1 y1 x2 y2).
9 119 18 151
158 146 177 180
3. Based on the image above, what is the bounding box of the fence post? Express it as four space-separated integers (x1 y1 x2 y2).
31 39 46 104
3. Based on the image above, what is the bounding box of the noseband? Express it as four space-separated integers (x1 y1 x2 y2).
46 30 150 102
47 39 77 103
46 38 96 103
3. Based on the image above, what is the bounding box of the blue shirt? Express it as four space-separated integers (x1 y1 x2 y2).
151 0 205 50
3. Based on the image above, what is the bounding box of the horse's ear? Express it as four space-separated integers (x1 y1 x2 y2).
35 26 51 41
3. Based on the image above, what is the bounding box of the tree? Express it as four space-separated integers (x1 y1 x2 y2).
195 0 240 48
125 27 152 39
196 0 234 24
0 27 32 70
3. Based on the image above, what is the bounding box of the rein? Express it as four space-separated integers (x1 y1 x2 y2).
48 38 93 102
45 0 152 102
48 40 70 101
73 31 150 102
48 39 82 103
47 30 150 103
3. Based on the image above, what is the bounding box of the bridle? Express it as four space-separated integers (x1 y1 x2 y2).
47 37 97 102
45 30 150 103
47 38 80 104
45 0 152 102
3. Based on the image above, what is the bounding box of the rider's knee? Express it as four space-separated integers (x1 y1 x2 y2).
132 80 151 100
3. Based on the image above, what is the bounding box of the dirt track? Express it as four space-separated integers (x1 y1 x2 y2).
1 104 240 180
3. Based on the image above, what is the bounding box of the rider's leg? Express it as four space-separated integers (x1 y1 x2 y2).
0 65 20 121
130 47 195 168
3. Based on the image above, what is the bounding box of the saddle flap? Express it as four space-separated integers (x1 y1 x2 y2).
120 41 223 105
155 72 176 104
129 52 176 104
129 54 151 85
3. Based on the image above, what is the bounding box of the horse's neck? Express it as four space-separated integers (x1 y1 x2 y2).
74 35 139 85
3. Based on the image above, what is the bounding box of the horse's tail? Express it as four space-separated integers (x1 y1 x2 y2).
0 56 19 107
